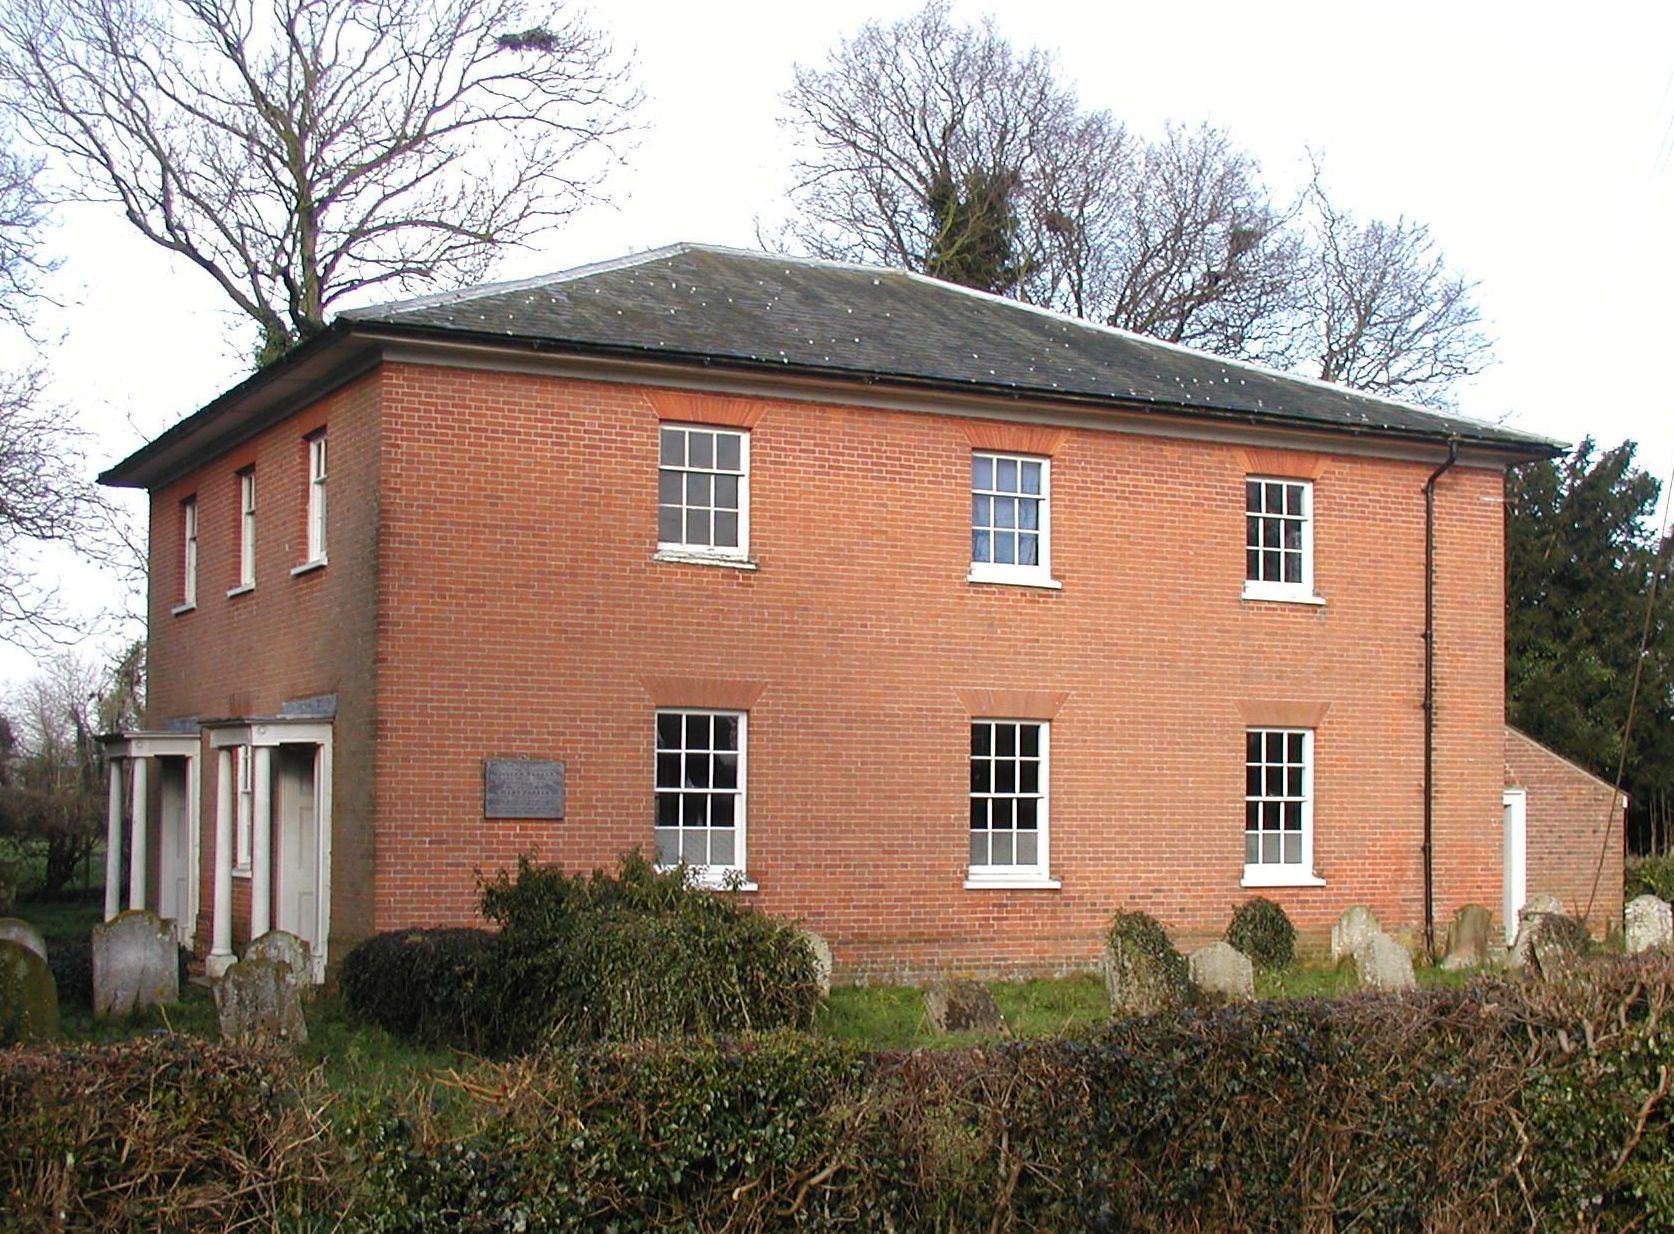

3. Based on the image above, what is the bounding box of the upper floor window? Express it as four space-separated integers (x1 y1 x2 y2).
969 453 1055 587
304 432 327 566
234 468 256 591
1243 728 1319 887
176 496 197 611
654 709 746 886
658 425 748 558
1243 478 1314 602
967 719 1054 887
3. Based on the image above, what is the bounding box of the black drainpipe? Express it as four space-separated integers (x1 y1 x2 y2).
1422 438 1460 960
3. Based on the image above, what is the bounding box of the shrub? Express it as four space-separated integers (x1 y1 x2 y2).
1226 896 1296 969
1103 909 1190 1012
1627 854 1674 902
339 927 502 1051
480 850 822 1048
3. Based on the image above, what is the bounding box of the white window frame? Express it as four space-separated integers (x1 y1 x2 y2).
232 744 253 876
1242 477 1321 604
967 452 1060 589
965 718 1060 890
229 468 256 594
1242 727 1325 888
297 432 328 571
655 424 751 564
653 708 753 890
174 497 198 612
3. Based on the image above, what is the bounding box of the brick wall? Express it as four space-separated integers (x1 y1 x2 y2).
361 363 1511 978
1505 726 1625 937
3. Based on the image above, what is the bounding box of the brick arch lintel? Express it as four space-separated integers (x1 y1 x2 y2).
958 421 1067 457
643 389 770 429
640 676 767 711
956 688 1070 721
1236 699 1331 728
1235 446 1329 481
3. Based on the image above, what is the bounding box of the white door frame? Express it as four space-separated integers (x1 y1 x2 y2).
1502 787 1528 944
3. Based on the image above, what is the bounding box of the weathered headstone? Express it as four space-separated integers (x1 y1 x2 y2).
1625 895 1673 954
1331 906 1382 965
1441 904 1494 971
214 958 308 1047
245 930 311 993
92 910 179 1019
0 938 59 1044
1526 913 1589 980
798 929 833 997
0 917 48 963
924 979 1003 1034
1103 931 1190 1016
1351 931 1416 992
1189 941 1254 1000
1520 893 1565 929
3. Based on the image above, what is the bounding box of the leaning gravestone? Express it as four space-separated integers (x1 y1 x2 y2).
1351 931 1417 992
923 979 1003 1034
1519 893 1565 930
0 917 48 964
798 929 834 998
1510 912 1589 980
1441 904 1494 971
0 937 59 1044
1331 906 1382 965
92 910 179 1019
1189 941 1254 1000
214 957 308 1047
1625 895 1673 954
1103 929 1190 1016
245 930 311 993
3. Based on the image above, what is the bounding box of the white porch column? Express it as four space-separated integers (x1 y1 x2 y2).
250 744 273 939
208 746 235 976
127 755 149 912
104 757 124 920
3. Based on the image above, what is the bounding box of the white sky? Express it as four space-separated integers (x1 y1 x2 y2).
6 0 1674 687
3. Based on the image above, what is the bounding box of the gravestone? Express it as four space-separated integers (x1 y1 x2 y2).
0 938 58 1044
1331 906 1382 965
214 957 308 1047
245 930 311 993
92 910 179 1019
798 929 833 997
1510 912 1588 979
1103 931 1190 1016
1441 904 1493 971
0 917 47 963
924 979 1003 1034
1351 932 1416 992
1189 941 1254 1000
1625 895 1673 954
1520 893 1565 930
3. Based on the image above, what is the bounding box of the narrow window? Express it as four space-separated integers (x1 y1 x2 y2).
1244 728 1314 882
178 497 197 609
968 720 1049 879
236 468 256 589
1243 478 1313 600
654 709 746 883
657 425 748 557
306 432 328 564
233 745 253 874
969 453 1052 585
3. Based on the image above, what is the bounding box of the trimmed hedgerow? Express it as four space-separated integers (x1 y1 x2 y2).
339 927 503 1051
479 850 822 1049
1226 895 1297 969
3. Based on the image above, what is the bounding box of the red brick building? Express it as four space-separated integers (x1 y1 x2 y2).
97 245 1617 981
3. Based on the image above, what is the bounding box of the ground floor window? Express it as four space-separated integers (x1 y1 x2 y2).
654 709 745 881
969 720 1048 878
1244 728 1312 879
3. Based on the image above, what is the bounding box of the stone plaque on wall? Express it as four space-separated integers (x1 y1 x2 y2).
483 759 566 819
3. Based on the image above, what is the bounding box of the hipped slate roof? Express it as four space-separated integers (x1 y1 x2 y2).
103 242 1560 488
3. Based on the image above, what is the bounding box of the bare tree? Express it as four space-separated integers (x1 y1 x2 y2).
1292 172 1492 407
0 0 640 363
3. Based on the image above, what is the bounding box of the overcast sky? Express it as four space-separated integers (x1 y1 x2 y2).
7 0 1674 685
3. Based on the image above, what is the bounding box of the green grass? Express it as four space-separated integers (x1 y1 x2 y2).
12 889 104 941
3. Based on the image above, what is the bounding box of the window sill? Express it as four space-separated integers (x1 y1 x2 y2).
290 558 327 577
1241 584 1324 607
653 549 758 571
659 865 758 892
966 567 1062 591
232 867 251 880
1240 867 1326 888
170 601 197 616
964 872 1062 890
225 583 255 598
